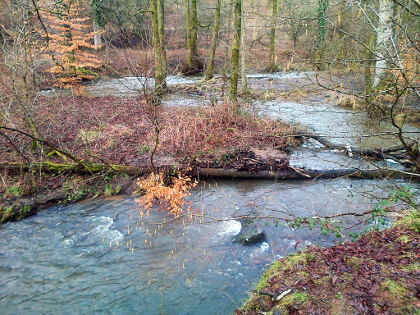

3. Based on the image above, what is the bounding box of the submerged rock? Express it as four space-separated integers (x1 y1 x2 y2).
233 217 266 245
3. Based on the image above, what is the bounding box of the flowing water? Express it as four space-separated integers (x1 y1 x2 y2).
3 73 419 314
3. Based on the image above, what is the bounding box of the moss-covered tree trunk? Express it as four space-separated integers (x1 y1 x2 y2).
316 0 328 47
268 0 278 72
185 0 200 72
151 0 166 94
315 0 328 70
364 32 376 99
223 0 233 77
240 2 247 94
185 0 191 64
191 0 198 56
229 0 241 103
158 0 167 84
204 0 221 80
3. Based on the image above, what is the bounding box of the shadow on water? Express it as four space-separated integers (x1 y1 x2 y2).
4 73 419 314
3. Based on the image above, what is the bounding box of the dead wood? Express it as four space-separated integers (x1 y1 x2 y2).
295 132 412 160
1 162 419 181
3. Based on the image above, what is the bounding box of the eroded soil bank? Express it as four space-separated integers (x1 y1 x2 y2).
236 212 420 315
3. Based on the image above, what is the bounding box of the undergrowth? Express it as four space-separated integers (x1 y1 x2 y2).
159 103 298 158
135 171 197 218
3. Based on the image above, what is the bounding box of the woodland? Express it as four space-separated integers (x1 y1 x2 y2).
0 0 419 313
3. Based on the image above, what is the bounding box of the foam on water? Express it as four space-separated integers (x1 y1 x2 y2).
217 220 242 237
90 216 124 243
247 72 312 80
62 216 123 247
250 241 270 258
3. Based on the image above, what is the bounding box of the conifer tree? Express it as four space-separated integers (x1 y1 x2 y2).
43 0 103 88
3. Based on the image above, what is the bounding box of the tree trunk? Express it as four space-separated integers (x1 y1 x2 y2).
316 0 328 47
372 0 394 89
151 0 166 94
240 2 247 94
364 31 376 99
268 0 278 72
191 0 198 57
186 0 199 72
315 0 328 70
93 20 103 49
336 0 345 39
2 162 419 182
223 0 233 76
204 0 221 80
229 0 241 103
186 0 191 64
197 167 420 181
158 0 167 84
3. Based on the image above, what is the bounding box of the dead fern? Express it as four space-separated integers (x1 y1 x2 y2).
135 171 197 218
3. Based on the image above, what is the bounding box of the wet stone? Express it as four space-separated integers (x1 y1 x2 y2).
233 217 266 246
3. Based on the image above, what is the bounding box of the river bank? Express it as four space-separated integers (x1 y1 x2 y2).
236 210 420 314
0 94 300 224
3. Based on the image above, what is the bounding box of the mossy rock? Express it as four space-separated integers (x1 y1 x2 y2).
233 217 266 246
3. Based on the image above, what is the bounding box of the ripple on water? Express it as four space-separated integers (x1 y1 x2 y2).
63 216 123 248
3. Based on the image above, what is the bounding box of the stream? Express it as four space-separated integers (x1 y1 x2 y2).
2 73 419 314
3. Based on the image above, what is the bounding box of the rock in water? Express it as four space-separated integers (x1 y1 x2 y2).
233 217 266 245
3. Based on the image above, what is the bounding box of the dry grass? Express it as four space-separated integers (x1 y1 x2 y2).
1 94 298 167
159 103 298 159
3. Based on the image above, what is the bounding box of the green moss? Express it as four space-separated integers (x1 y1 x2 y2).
273 291 308 314
255 253 308 292
397 235 411 243
1 206 15 223
401 263 420 273
348 256 363 268
255 260 282 292
280 291 308 305
380 279 409 297
284 253 308 269
5 185 23 197
380 279 419 314
313 275 329 286
396 210 420 233
335 291 344 299
18 204 32 220
239 295 261 313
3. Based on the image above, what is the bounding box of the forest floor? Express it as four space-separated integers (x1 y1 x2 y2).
236 211 420 315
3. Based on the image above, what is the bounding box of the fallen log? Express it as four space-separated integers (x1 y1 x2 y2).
1 162 419 181
297 133 410 160
0 161 150 176
197 167 420 181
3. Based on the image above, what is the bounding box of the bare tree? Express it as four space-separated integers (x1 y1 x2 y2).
229 0 241 102
151 0 167 94
204 0 221 80
267 0 278 72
